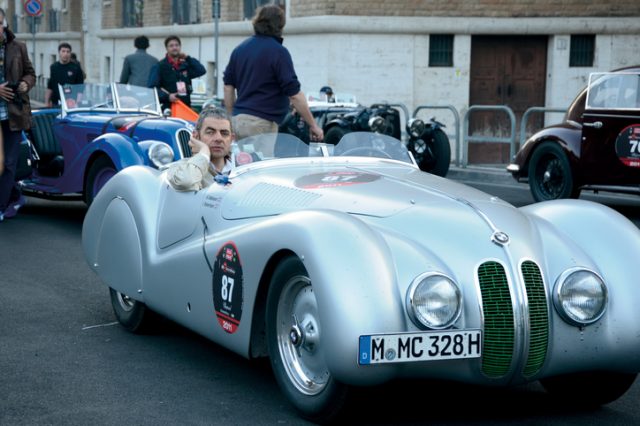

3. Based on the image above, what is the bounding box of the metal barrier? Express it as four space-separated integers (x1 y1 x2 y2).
413 104 460 165
31 75 48 104
462 105 516 167
519 106 567 147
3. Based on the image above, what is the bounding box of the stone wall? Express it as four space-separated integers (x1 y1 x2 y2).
289 0 640 18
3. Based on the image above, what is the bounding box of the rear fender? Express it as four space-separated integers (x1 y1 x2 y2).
516 126 581 176
82 166 164 302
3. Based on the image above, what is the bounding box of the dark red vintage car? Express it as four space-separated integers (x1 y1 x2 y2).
508 67 640 202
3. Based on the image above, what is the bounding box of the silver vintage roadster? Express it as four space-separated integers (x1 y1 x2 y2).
82 132 640 422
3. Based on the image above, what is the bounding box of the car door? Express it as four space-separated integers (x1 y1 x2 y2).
579 72 640 185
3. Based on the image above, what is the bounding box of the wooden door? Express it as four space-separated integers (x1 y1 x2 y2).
469 36 547 163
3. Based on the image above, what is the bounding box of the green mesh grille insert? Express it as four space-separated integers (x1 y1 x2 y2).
478 261 514 378
521 260 549 377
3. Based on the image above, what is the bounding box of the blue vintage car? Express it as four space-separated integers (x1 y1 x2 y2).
17 83 192 204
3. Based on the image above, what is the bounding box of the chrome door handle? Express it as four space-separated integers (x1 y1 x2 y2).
583 121 603 129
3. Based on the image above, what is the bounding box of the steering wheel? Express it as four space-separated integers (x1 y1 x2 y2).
119 96 140 108
338 147 392 159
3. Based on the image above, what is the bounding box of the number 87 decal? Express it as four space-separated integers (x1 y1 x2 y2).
221 275 235 302
213 242 244 334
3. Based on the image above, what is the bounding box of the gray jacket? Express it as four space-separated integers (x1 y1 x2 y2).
119 49 158 87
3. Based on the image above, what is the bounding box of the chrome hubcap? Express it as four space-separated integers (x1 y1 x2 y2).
276 276 329 395
116 291 135 312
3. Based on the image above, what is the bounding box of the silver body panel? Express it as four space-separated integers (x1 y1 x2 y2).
83 154 640 387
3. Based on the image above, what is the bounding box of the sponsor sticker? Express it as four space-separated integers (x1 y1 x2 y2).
615 124 640 168
212 242 244 334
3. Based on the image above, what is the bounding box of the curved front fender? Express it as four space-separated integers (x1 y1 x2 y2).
84 133 148 170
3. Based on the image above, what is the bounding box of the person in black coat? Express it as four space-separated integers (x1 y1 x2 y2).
45 43 84 107
148 35 206 111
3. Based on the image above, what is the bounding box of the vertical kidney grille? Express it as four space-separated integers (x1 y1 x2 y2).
478 260 549 379
177 129 192 158
521 260 549 377
478 261 514 378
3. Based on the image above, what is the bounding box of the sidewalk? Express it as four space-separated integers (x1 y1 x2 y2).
447 163 521 186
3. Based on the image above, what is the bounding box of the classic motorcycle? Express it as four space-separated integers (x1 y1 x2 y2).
280 101 451 177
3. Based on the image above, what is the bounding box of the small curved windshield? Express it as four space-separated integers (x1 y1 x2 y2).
233 132 414 167
60 83 161 115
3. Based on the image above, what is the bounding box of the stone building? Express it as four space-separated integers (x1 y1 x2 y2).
4 0 640 162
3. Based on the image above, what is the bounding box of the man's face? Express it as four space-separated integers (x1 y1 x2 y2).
165 40 182 58
59 47 72 64
197 117 233 161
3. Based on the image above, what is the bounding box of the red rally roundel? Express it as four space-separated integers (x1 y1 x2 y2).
212 242 243 334
615 124 640 168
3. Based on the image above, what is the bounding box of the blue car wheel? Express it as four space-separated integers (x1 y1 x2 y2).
85 156 117 205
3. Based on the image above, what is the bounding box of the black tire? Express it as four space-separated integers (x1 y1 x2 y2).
324 126 350 145
266 256 349 423
109 287 155 334
409 127 451 177
528 141 580 202
84 156 117 205
541 372 637 407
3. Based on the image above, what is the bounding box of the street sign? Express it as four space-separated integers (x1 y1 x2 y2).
24 0 43 17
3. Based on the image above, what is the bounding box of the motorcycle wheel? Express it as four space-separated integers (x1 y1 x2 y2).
409 127 451 176
324 126 350 145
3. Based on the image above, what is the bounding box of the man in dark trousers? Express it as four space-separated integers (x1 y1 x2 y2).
148 35 205 111
120 35 158 87
223 4 323 142
0 10 35 221
45 43 84 107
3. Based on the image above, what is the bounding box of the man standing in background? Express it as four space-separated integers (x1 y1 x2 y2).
148 35 205 111
120 36 158 87
44 43 84 107
223 4 323 142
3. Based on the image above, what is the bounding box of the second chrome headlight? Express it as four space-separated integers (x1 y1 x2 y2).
406 273 462 329
553 268 607 326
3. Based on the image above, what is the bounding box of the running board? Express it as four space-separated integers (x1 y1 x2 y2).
21 187 84 201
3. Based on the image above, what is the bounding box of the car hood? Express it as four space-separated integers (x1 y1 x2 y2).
221 161 511 222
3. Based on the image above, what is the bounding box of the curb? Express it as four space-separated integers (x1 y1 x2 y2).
447 164 519 186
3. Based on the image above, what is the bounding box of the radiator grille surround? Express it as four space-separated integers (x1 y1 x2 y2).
177 129 191 158
477 260 550 379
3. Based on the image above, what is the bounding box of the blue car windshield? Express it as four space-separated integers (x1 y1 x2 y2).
59 83 161 115
233 132 414 167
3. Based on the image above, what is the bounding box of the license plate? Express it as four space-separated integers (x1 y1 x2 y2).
358 330 482 365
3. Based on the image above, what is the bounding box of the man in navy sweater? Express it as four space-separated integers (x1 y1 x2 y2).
223 4 323 143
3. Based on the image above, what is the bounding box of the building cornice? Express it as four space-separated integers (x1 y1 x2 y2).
96 15 640 39
15 31 82 40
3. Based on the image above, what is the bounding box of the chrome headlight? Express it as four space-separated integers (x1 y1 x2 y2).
368 116 386 133
553 268 607 326
407 118 425 138
406 273 462 329
148 142 175 168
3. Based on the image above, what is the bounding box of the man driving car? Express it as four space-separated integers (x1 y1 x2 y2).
167 107 235 191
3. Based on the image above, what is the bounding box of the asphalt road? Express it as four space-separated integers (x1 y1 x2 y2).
1 183 640 425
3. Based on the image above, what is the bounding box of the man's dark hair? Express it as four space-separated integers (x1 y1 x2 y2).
252 4 286 37
58 42 72 52
196 107 233 134
134 35 150 50
164 35 181 48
